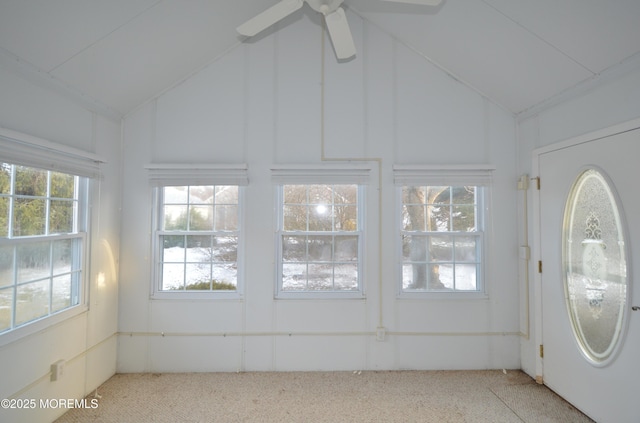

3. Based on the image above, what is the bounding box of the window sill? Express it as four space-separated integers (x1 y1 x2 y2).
398 291 488 300
151 291 243 301
0 304 88 348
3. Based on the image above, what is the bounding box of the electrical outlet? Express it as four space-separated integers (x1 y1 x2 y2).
376 327 386 342
51 359 65 382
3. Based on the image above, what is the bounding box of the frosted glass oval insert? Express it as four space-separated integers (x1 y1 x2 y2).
563 168 628 364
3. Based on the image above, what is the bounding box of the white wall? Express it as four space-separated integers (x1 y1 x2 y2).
0 66 121 422
119 11 521 373
517 65 640 378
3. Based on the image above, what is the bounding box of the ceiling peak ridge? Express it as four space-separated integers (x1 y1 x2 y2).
479 0 595 76
517 50 640 121
0 46 123 123
347 5 514 116
48 0 166 75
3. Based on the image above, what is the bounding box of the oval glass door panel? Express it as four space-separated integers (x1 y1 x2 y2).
563 168 629 364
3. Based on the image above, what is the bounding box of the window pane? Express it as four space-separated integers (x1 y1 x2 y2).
427 186 449 204
282 263 306 291
52 274 72 312
430 235 453 262
212 236 237 262
17 242 50 283
215 186 238 204
309 205 332 231
189 205 213 231
52 239 73 275
334 205 357 231
0 164 10 194
402 264 419 290
0 197 8 237
455 236 477 262
401 185 483 293
0 288 13 332
309 185 332 205
308 236 333 261
454 264 477 290
164 205 187 230
403 205 426 231
189 186 213 204
284 205 307 231
50 200 75 233
163 235 185 252
15 280 49 326
185 263 211 288
451 186 475 204
334 264 358 290
402 235 427 262
452 205 476 231
185 235 212 262
214 205 238 231
283 236 307 261
162 263 185 290
0 164 85 333
0 245 12 288
307 263 332 290
333 185 357 204
279 184 361 295
15 166 46 196
212 264 237 289
284 185 306 204
164 186 188 204
335 236 358 261
13 198 46 236
50 172 75 199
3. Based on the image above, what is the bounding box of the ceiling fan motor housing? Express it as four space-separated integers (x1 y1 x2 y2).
306 0 344 15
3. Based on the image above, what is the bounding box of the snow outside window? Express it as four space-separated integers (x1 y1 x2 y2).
276 184 364 299
153 185 243 299
0 163 87 337
400 185 485 295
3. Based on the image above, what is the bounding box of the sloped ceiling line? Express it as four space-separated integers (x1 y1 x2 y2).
479 0 596 75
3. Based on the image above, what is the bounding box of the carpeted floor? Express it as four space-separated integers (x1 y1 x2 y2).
55 370 593 423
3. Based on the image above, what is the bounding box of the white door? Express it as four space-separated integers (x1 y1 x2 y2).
538 125 640 422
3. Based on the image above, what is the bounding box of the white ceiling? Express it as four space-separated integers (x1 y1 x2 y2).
1 0 639 120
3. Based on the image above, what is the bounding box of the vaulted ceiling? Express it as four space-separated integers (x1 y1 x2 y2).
1 0 639 121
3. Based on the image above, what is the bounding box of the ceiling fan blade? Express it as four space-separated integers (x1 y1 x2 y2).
324 7 356 60
380 0 442 5
237 0 304 37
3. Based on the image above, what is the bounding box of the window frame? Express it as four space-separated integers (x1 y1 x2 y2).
0 164 90 346
275 183 366 299
150 184 245 300
394 165 493 300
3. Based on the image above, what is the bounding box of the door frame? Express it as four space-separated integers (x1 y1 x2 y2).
531 116 640 384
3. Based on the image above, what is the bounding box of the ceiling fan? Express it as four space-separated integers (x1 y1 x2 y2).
237 0 442 61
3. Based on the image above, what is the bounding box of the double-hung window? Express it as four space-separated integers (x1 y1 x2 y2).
149 164 247 299
274 165 369 298
395 165 493 296
0 163 88 335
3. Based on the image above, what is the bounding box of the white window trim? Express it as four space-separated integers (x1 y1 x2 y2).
394 165 493 300
0 126 104 178
272 164 370 299
0 129 94 346
148 164 247 300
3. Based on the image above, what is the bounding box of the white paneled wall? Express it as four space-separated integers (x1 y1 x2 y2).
0 69 121 422
119 10 520 372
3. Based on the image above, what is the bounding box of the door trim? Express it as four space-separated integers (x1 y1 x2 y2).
530 116 640 383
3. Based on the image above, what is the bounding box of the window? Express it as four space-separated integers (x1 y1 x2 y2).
400 185 484 294
276 184 363 298
0 163 87 335
153 184 242 297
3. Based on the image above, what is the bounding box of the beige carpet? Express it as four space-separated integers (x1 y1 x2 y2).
56 370 593 423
